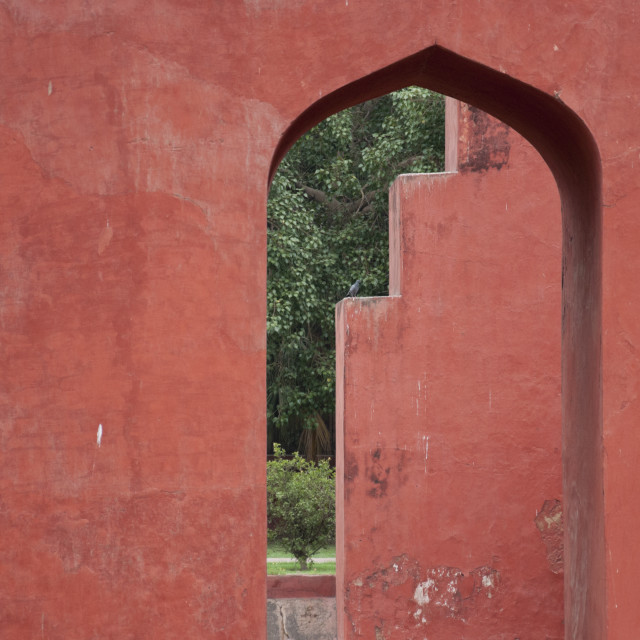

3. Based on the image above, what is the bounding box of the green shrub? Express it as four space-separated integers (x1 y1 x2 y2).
267 444 336 570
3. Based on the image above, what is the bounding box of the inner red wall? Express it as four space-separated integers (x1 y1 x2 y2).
336 102 564 639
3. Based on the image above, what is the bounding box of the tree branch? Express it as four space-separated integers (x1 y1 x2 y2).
300 184 379 216
300 185 341 212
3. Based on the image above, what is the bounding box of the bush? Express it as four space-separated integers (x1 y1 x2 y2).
267 443 336 569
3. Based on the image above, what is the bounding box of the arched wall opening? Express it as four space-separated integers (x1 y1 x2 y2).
269 45 603 639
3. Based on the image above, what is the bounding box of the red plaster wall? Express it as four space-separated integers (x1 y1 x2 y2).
0 1 638 638
336 103 564 639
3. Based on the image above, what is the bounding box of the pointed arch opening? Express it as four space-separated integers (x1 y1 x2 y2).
269 45 603 639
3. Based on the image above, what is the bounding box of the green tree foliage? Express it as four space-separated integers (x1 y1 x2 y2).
267 87 445 455
267 444 336 570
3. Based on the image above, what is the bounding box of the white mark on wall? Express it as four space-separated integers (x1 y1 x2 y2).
422 435 430 473
482 573 494 598
414 579 435 605
609 548 618 611
47 81 52 96
413 610 428 626
415 376 428 416
97 424 103 448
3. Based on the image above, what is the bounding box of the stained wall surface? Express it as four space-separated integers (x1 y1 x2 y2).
336 103 564 639
0 1 639 639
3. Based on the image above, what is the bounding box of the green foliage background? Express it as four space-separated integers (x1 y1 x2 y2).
267 87 445 455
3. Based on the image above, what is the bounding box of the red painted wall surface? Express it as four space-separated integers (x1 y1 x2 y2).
0 1 638 638
336 103 564 639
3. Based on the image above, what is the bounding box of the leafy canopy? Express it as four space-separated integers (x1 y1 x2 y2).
267 87 445 454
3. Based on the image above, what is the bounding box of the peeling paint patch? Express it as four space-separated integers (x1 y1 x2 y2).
534 499 564 574
347 556 501 635
472 566 500 600
412 567 467 619
411 565 500 622
414 578 435 605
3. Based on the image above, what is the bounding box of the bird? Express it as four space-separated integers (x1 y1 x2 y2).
347 279 361 298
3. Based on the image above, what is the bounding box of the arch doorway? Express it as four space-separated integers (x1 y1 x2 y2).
269 45 603 640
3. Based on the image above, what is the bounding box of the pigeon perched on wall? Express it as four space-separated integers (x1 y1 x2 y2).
347 279 361 298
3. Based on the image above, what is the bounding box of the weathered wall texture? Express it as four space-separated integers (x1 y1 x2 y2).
336 103 564 639
0 1 638 638
267 599 337 640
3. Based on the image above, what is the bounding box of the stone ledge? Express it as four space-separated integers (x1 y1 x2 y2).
267 575 336 599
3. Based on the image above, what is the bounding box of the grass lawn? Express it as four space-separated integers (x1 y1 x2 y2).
267 543 336 575
267 561 336 575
